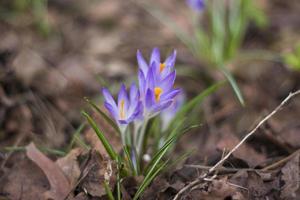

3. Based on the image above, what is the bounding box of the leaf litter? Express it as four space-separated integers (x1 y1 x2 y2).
1 0 300 199
26 143 71 200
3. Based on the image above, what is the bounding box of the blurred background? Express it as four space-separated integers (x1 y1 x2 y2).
0 0 300 199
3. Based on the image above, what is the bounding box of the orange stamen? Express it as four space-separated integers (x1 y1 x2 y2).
154 87 163 102
159 63 166 73
120 99 125 119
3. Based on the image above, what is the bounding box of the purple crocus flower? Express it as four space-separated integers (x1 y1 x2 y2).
139 63 181 117
160 91 185 131
186 0 205 12
102 83 143 125
137 48 177 81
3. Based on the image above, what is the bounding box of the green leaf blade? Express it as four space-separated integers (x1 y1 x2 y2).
169 81 224 130
219 66 245 106
84 97 121 135
82 111 118 161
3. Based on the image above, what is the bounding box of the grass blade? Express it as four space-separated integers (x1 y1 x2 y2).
124 146 139 176
169 81 224 130
166 150 194 170
82 111 118 161
165 124 201 158
84 97 120 134
134 125 199 200
67 123 90 152
219 66 245 106
166 117 186 141
104 181 115 200
143 136 175 175
116 157 122 200
133 160 168 200
3 146 67 157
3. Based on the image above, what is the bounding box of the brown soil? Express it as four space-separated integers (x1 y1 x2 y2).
1 0 300 199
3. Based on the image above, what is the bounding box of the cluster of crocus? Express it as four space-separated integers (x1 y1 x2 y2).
102 48 181 148
137 48 180 118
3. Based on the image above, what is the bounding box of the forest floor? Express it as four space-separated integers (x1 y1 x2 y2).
1 0 300 199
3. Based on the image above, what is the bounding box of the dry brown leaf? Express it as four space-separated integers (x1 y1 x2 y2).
280 153 300 199
189 178 244 200
142 176 174 200
230 170 280 199
217 130 265 167
78 150 116 197
56 148 83 188
0 155 48 200
280 125 300 149
26 143 71 200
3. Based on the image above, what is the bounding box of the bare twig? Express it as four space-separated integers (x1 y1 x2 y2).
173 90 300 200
261 149 300 171
186 147 300 173
184 164 255 173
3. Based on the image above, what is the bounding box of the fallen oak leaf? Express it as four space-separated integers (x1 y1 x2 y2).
26 143 71 200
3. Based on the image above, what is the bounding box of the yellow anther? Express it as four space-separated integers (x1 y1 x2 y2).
120 99 125 119
154 87 163 102
159 63 166 73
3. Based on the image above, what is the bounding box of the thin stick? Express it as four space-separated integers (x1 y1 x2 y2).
173 90 300 200
186 147 300 173
261 149 300 171
185 164 255 173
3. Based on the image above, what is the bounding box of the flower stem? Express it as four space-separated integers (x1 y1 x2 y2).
136 118 149 158
119 125 127 146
